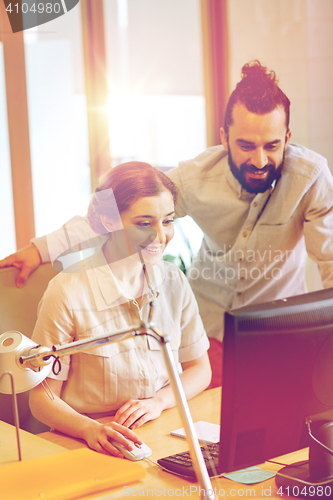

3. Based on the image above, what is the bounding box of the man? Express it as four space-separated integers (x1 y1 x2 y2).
2 61 333 387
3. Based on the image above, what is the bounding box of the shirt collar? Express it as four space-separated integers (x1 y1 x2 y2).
88 247 162 309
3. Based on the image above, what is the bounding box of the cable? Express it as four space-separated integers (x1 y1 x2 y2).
50 355 62 376
307 419 333 456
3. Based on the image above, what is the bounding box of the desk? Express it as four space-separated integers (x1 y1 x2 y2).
0 419 66 465
35 387 307 499
0 389 308 499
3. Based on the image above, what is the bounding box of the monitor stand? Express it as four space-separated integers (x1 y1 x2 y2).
275 420 333 499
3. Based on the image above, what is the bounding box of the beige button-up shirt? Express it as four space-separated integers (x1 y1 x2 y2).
31 250 209 415
168 143 333 340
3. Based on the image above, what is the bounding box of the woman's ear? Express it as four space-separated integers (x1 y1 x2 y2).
100 214 116 232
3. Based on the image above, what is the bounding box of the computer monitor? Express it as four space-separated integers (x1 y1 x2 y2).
219 287 333 492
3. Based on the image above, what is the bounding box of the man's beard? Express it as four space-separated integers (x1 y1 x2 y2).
228 150 284 194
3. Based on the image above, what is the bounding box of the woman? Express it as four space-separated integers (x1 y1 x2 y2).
29 162 211 457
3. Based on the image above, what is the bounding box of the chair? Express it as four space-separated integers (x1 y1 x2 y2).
0 264 58 433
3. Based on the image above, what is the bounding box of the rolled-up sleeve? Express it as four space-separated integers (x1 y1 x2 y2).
31 279 74 381
174 267 210 363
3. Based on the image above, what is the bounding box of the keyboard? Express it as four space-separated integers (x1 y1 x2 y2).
157 443 220 477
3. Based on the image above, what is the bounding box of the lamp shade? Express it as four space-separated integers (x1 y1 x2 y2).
0 331 52 394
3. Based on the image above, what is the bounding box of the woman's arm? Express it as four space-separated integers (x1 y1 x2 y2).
29 378 143 456
113 352 212 429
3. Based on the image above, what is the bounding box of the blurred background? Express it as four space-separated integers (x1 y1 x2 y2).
0 0 332 289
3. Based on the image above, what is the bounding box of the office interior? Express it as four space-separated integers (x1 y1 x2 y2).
1 0 332 284
1 0 333 498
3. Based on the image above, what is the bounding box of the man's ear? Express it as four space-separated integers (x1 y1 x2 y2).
285 128 292 148
220 127 228 151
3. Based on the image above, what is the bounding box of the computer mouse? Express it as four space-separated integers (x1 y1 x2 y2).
108 438 152 461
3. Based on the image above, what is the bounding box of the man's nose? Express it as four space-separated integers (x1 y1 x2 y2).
250 148 268 169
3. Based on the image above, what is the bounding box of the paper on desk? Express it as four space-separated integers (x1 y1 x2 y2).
171 421 220 444
223 466 276 484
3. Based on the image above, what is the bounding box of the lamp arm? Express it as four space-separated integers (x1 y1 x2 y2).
19 323 145 369
52 324 144 357
148 325 216 500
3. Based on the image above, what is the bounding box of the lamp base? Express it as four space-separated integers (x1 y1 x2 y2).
276 461 333 499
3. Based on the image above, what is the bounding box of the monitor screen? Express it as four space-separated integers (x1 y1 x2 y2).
219 287 333 488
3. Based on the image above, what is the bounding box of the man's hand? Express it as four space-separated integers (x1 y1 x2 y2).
0 244 42 287
113 398 164 430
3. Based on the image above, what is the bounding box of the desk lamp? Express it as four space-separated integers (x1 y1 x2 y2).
0 332 53 461
0 302 217 500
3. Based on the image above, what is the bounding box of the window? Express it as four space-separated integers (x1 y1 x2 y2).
24 5 90 238
0 43 15 259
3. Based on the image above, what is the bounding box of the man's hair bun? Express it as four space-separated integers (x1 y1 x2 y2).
224 60 290 134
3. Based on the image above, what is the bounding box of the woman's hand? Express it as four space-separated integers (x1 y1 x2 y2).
113 398 164 429
0 243 41 287
30 378 142 458
82 419 143 457
113 353 212 430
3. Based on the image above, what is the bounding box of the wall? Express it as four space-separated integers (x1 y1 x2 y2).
227 0 333 172
306 0 333 166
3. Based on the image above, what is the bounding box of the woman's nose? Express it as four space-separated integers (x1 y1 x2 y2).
155 225 166 244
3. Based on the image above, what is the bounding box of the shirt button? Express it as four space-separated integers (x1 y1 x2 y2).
242 231 247 238
237 292 242 296
253 202 258 207
240 276 245 281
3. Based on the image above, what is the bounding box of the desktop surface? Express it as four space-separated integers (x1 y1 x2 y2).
34 388 308 500
0 419 66 466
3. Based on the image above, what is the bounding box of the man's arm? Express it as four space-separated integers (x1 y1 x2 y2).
0 159 199 287
0 215 101 287
0 243 42 288
303 165 333 288
166 166 188 219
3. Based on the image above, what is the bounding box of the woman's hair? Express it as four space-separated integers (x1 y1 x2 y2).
224 60 290 135
87 161 178 234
